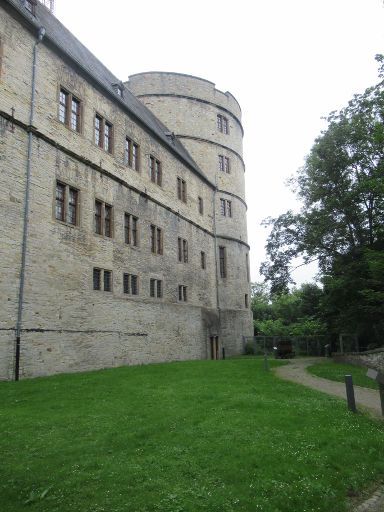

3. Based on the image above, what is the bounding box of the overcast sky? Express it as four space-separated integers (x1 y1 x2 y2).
55 0 384 285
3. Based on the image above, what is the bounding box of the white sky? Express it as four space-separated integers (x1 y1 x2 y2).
55 0 384 285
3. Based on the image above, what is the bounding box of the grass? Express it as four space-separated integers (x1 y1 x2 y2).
1 359 383 512
307 361 379 390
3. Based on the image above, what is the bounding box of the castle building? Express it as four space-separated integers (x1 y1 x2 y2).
0 0 253 380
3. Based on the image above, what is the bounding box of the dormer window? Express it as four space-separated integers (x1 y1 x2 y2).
112 83 124 98
25 0 37 15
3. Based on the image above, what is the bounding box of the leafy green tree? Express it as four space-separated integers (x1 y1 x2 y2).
260 56 384 345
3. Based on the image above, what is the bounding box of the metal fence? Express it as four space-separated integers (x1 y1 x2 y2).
242 335 331 357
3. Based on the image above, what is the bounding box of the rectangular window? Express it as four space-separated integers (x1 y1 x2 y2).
150 156 162 186
198 196 204 215
150 225 163 254
55 182 65 222
224 156 230 173
245 294 249 308
178 285 187 302
201 251 206 269
220 198 232 217
124 213 139 246
123 273 139 295
177 177 187 202
125 138 140 171
93 268 112 292
93 268 101 290
219 155 230 173
104 270 112 292
104 204 112 237
177 237 188 263
95 113 113 153
217 114 229 134
55 181 79 226
59 88 81 132
94 200 113 237
95 200 102 234
219 246 227 278
150 278 163 298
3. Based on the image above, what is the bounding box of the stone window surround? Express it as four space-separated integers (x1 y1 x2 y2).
54 180 80 227
58 86 82 133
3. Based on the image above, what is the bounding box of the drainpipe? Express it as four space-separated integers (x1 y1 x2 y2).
15 26 46 381
212 175 221 351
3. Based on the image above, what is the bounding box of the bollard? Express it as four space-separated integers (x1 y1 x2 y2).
379 384 384 417
264 354 269 372
345 375 357 413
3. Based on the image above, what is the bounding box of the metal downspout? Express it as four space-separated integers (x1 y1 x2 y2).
14 26 45 381
212 176 221 350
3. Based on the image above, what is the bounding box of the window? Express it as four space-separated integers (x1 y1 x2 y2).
198 196 204 215
124 213 138 246
55 181 79 226
177 238 188 263
94 200 113 237
125 138 140 171
217 114 229 134
150 225 163 255
25 0 37 15
123 273 139 295
59 88 81 133
178 285 187 302
93 268 112 292
218 155 230 173
220 198 232 217
246 253 250 282
201 251 206 270
150 278 163 298
150 156 162 186
219 246 227 278
104 270 112 292
177 177 187 202
245 294 249 308
94 113 113 153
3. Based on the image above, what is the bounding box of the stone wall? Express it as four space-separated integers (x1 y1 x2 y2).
0 3 253 379
333 349 384 373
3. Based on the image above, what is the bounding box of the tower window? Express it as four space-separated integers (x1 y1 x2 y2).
219 246 227 278
220 198 232 217
217 114 229 134
219 155 230 173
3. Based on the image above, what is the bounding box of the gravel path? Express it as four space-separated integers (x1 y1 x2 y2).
274 357 382 418
274 357 384 512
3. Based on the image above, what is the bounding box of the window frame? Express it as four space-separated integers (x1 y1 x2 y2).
125 137 140 171
94 112 114 154
149 155 162 186
198 196 204 215
220 198 232 217
93 268 112 292
59 87 82 133
150 278 163 298
150 224 163 255
178 285 187 302
54 180 80 226
219 246 227 278
217 114 229 134
124 213 139 247
123 273 139 296
94 199 113 238
177 177 187 202
177 237 188 263
201 251 206 270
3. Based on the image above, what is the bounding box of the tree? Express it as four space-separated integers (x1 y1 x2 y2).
260 56 384 345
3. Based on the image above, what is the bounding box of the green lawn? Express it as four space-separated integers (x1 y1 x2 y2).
1 359 383 512
307 360 379 390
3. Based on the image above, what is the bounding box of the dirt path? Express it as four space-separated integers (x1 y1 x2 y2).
274 357 383 418
274 357 384 512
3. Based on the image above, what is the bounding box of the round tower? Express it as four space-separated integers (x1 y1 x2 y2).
126 72 253 354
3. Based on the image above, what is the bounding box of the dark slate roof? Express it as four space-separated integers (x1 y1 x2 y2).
5 0 212 186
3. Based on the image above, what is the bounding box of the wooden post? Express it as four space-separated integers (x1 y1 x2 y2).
345 375 357 413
